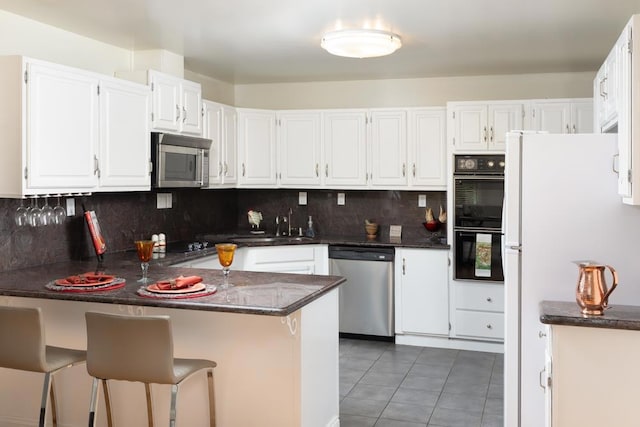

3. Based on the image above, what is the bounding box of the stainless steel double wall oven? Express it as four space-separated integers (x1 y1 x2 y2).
453 154 505 282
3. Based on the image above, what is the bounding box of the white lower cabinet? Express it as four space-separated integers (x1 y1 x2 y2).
394 249 449 336
450 281 504 341
171 245 328 275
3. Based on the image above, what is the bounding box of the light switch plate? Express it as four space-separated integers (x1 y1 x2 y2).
418 194 427 207
66 198 75 216
337 193 345 206
298 191 307 205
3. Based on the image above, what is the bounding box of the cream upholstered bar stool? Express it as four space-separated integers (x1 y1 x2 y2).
85 311 217 427
0 306 86 427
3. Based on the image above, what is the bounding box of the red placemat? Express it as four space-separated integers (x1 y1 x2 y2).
45 278 126 293
136 284 217 299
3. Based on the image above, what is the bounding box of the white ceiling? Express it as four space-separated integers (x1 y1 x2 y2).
1 0 639 84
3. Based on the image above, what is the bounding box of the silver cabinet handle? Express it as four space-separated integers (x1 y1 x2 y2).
224 162 228 176
486 324 493 330
487 297 492 302
218 162 223 177
175 105 180 121
490 126 494 142
182 106 187 123
566 124 570 134
412 163 416 177
402 258 406 275
315 163 319 177
601 76 608 98
325 164 328 178
402 163 406 177
483 126 487 142
539 368 547 390
612 154 619 174
94 155 100 178
572 124 576 134
242 163 246 177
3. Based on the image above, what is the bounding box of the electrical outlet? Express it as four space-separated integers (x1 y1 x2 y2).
337 193 345 206
66 198 75 216
418 194 427 207
156 193 173 209
298 191 307 205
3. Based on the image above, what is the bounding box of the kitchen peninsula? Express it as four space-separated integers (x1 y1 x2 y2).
0 252 345 427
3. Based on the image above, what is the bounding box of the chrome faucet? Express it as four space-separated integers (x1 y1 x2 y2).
288 208 292 236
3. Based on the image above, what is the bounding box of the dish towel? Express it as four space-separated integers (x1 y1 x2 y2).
475 234 492 277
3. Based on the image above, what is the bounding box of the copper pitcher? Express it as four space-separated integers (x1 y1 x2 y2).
575 261 618 315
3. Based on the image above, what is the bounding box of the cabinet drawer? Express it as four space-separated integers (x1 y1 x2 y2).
454 310 504 340
454 282 504 312
248 246 315 264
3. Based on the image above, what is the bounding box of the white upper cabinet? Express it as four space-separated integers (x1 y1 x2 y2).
203 100 237 187
449 101 523 152
322 110 368 187
369 109 408 187
531 98 593 134
408 108 447 189
277 110 322 187
237 108 277 187
0 56 151 197
26 60 99 192
149 70 202 136
98 77 151 190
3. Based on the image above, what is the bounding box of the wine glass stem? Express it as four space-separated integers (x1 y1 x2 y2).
141 262 149 282
222 267 230 287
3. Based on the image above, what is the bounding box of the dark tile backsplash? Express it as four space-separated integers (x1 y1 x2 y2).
0 189 445 271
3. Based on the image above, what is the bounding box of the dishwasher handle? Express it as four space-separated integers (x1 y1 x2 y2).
328 245 395 261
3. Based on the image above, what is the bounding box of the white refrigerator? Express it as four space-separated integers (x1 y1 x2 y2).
503 131 640 427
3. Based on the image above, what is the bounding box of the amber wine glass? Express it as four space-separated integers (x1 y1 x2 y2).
215 243 237 289
135 240 155 283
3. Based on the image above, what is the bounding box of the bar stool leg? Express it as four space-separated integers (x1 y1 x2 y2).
145 383 154 427
49 376 58 427
169 384 178 427
101 380 113 427
207 370 216 427
39 372 52 427
88 378 100 427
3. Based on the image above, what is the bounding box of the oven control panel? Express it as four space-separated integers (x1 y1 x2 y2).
454 154 505 175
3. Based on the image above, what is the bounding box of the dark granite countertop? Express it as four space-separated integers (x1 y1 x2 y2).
540 300 640 331
0 252 345 317
198 233 450 249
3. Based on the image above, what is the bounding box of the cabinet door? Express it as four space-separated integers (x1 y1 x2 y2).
617 24 632 199
180 80 202 135
98 78 151 190
452 105 488 151
369 110 408 187
323 110 367 186
488 103 523 150
150 71 180 132
410 109 446 188
396 249 449 336
278 111 321 186
571 101 593 133
26 61 99 190
221 105 238 185
237 109 277 186
203 100 223 185
533 102 571 133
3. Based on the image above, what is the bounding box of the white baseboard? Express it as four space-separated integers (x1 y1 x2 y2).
395 334 504 353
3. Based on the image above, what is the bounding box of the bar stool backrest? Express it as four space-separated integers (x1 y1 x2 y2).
0 306 46 372
85 312 176 384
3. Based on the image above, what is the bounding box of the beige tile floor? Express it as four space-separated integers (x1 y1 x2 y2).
339 338 503 427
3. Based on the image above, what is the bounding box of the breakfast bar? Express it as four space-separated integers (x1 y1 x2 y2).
0 254 345 427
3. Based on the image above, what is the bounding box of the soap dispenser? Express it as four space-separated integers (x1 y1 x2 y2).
305 216 316 238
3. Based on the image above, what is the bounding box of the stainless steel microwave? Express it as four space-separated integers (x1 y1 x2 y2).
151 132 211 188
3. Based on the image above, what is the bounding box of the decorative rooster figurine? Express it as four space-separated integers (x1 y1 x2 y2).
247 210 263 230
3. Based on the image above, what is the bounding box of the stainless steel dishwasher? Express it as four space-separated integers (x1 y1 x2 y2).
329 245 394 338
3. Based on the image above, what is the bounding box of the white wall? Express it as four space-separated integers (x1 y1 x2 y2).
234 71 595 109
185 69 235 105
0 9 131 76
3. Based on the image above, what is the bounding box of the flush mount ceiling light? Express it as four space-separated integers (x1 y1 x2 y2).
321 29 402 58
